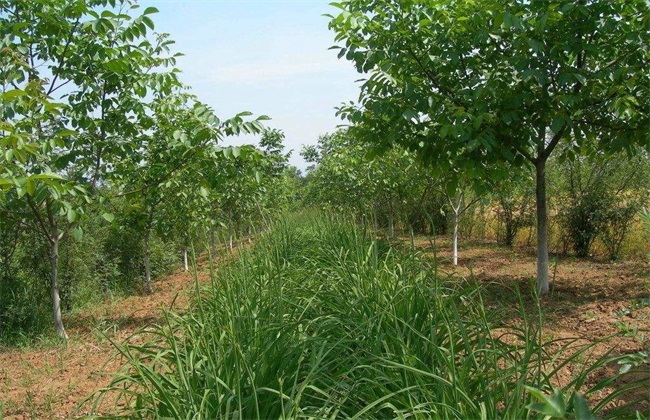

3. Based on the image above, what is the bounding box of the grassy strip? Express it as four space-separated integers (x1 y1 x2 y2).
86 213 648 419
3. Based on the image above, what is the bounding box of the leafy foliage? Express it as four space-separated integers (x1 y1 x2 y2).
302 129 447 236
0 0 282 339
328 0 650 292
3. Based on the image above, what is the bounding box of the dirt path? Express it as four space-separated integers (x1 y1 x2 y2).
0 266 207 419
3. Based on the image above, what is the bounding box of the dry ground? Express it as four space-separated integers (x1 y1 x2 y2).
411 236 649 349
1 237 649 418
409 236 650 413
0 268 209 419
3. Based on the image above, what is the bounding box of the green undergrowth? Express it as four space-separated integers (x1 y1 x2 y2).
87 213 648 419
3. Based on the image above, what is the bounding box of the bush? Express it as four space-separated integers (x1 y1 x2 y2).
0 211 181 344
0 231 52 344
555 150 650 259
563 190 611 258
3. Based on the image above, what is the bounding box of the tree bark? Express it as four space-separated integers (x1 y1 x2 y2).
448 194 465 267
535 159 550 294
50 234 68 340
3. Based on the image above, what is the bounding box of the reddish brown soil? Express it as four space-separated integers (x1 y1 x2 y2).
412 237 649 345
410 236 650 413
1 237 648 418
0 267 207 419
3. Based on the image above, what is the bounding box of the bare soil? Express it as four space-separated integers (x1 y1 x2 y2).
0 267 205 419
1 237 649 418
411 236 650 413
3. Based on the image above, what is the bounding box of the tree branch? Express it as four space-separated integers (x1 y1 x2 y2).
459 195 482 217
514 145 535 164
25 195 52 242
46 19 80 97
541 125 567 162
403 45 467 109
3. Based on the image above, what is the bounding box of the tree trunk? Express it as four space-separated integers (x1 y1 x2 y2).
143 228 153 294
535 159 550 294
50 234 68 340
452 209 459 266
183 248 189 272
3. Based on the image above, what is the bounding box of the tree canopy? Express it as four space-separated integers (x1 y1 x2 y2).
329 0 650 293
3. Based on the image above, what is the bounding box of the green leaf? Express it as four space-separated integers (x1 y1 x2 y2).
550 116 565 135
1 89 26 100
24 179 35 196
143 6 159 15
573 393 596 420
525 386 566 418
30 173 65 180
102 212 115 223
71 227 83 241
445 178 458 198
402 109 417 120
67 208 77 223
574 73 587 85
141 16 154 30
195 127 211 142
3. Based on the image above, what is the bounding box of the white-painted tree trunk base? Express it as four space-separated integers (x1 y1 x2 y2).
50 237 68 340
452 213 459 266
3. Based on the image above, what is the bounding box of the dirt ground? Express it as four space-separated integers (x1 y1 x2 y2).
413 237 649 347
1 237 649 418
0 267 207 419
411 236 650 413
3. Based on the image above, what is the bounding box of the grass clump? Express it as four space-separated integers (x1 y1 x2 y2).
88 213 648 419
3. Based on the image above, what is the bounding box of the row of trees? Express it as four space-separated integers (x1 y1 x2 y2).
302 129 650 265
327 0 649 293
0 0 298 340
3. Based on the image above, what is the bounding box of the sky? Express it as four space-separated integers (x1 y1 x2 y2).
140 0 361 171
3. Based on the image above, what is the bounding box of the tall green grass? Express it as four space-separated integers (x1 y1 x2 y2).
87 213 648 419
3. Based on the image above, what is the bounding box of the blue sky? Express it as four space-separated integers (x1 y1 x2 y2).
141 0 360 170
